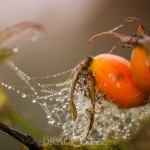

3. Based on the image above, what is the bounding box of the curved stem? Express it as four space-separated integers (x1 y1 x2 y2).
0 121 42 150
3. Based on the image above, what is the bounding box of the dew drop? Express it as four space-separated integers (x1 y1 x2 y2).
62 103 66 108
32 99 36 103
57 122 61 126
48 118 55 124
22 94 26 98
34 92 37 95
8 86 12 89
47 115 51 119
15 67 18 70
58 92 62 96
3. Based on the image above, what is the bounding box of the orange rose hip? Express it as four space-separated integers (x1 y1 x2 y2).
90 54 149 108
131 46 150 93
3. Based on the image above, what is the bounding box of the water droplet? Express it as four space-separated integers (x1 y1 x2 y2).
57 122 60 126
48 118 54 124
22 94 26 98
62 103 66 108
17 90 20 93
15 67 18 70
8 86 12 89
32 99 36 103
47 115 51 118
27 76 30 80
58 92 62 96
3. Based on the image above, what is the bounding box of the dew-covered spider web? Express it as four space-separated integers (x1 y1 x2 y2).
0 20 150 145
1 59 150 144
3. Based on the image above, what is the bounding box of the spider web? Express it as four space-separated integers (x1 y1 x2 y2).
0 21 150 144
1 59 150 144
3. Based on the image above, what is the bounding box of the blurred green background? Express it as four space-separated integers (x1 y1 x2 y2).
0 0 150 149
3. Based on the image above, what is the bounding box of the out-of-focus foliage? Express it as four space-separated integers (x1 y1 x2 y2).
0 49 14 63
0 89 7 109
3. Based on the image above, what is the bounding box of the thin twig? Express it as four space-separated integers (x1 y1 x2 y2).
0 121 42 150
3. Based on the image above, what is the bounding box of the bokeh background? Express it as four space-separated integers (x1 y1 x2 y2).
0 0 150 149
